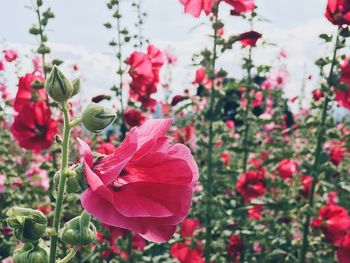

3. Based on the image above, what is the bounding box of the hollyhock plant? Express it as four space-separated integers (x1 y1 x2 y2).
276 159 298 180
237 31 262 47
179 0 214 18
79 119 198 242
13 73 45 112
311 204 350 246
236 169 266 203
248 205 263 220
301 175 312 199
227 234 243 261
3 49 18 62
312 89 324 101
330 145 345 166
10 101 58 152
325 0 350 26
25 165 50 190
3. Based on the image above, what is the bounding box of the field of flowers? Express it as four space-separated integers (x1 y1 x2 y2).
1 0 350 262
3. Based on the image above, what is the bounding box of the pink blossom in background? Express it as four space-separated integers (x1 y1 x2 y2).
3 49 18 62
179 0 214 17
0 174 6 193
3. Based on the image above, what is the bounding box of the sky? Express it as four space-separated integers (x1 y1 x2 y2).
0 0 337 109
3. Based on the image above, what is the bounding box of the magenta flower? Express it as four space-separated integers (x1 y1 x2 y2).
78 119 198 243
3 49 18 62
179 0 214 17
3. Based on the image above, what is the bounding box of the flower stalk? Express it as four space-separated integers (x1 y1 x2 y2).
299 27 341 263
204 3 219 262
49 102 71 263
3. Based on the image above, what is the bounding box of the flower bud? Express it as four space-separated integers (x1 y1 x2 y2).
81 102 116 133
54 170 81 194
14 243 49 263
45 65 73 102
71 78 81 97
6 207 47 243
59 211 96 245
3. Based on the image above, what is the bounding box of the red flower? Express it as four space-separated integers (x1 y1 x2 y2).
301 175 312 199
170 241 204 263
311 204 350 246
336 58 350 109
14 73 45 112
180 218 200 238
127 45 164 110
225 0 255 14
0 60 4 71
330 145 345 166
236 169 266 203
96 142 116 155
171 95 188 106
124 108 146 128
237 31 262 47
10 101 58 152
312 89 324 101
79 119 198 243
173 125 196 145
248 205 264 220
179 0 214 17
325 0 350 26
276 159 298 180
220 151 230 166
3 49 18 62
337 232 350 263
227 234 243 261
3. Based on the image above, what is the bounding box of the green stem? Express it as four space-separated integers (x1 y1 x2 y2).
57 246 78 263
115 2 127 139
35 7 46 79
49 102 71 263
299 28 340 263
204 4 219 263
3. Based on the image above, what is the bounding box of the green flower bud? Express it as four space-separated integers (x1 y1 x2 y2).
14 243 49 263
59 211 96 246
6 207 47 243
81 102 116 133
45 65 73 102
54 169 81 194
71 78 81 97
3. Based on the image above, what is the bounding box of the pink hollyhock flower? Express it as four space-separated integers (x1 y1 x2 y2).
248 205 263 220
325 0 350 26
312 89 324 101
3 49 18 62
10 101 58 152
192 67 211 87
236 169 266 203
227 234 243 262
330 145 345 166
32 56 44 75
312 203 350 246
124 108 146 128
0 83 9 101
96 142 116 155
79 119 198 243
276 159 298 180
0 60 4 71
25 165 50 190
226 0 255 14
0 174 6 193
237 31 262 47
301 175 312 199
170 240 204 263
336 58 350 109
220 151 230 166
179 0 214 18
225 120 235 129
180 218 200 238
337 232 350 263
13 73 45 112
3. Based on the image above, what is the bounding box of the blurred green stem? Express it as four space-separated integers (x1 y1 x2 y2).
299 27 340 263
